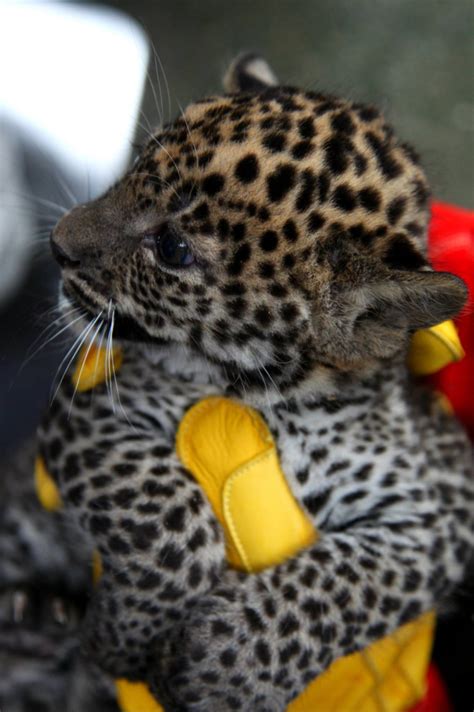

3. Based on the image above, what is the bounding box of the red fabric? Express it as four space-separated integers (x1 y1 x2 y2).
407 201 473 712
409 664 452 712
428 202 474 438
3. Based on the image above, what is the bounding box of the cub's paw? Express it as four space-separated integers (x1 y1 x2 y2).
150 586 287 712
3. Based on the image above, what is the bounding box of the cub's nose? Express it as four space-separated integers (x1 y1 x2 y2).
50 233 81 269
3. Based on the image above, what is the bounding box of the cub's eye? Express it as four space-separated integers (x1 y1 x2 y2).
147 226 194 267
159 229 194 267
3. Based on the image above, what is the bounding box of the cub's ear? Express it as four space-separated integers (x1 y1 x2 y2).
356 271 468 331
223 52 278 93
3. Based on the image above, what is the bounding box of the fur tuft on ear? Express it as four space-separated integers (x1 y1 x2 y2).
361 271 468 330
318 270 468 370
223 52 278 93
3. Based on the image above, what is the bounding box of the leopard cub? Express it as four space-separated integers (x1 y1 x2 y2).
39 53 473 711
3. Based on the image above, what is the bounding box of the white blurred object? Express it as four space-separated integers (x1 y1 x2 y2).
0 1 149 192
0 124 33 304
0 1 149 305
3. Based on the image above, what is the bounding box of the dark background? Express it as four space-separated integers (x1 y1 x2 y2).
121 0 474 208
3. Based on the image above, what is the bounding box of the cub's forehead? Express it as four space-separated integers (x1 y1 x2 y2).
136 86 411 195
156 87 369 173
128 86 427 257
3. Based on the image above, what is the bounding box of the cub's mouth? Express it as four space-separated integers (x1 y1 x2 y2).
61 282 167 346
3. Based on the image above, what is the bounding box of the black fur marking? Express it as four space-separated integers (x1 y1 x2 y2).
412 178 430 208
291 141 314 160
333 185 357 212
387 197 407 225
383 234 426 270
283 219 299 243
359 187 381 212
262 133 287 153
324 135 353 175
235 154 260 183
365 132 402 180
295 170 316 213
267 164 296 202
331 111 356 135
202 173 225 196
307 211 325 233
228 243 252 276
317 172 331 202
260 230 279 252
356 105 380 122
298 117 316 139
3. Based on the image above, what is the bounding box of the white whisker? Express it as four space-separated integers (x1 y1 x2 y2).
150 41 172 124
146 63 163 128
89 318 108 410
68 316 104 417
25 305 81 354
134 122 183 185
21 310 85 370
105 301 116 412
50 311 103 404
53 171 79 209
22 193 69 215
109 307 137 431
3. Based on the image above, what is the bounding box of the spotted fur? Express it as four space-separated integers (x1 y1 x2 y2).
38 54 473 711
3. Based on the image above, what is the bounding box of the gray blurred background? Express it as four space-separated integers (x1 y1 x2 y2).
116 0 474 207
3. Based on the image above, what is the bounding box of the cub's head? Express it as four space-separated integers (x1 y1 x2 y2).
51 53 467 404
